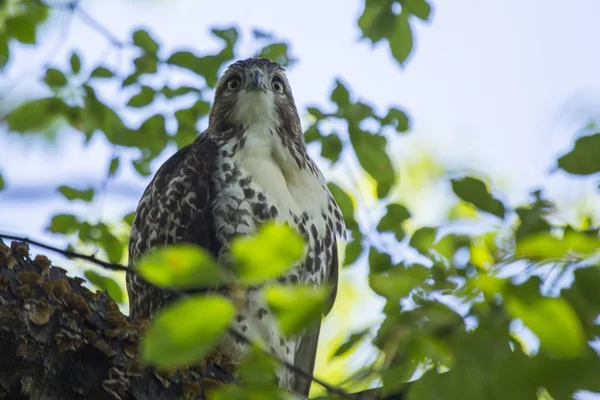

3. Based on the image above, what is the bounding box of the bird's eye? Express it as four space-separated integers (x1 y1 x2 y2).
227 77 241 91
272 77 284 93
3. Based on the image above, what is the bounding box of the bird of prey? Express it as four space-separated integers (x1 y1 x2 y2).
127 58 346 396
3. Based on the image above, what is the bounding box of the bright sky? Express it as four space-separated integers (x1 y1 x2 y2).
1 0 600 397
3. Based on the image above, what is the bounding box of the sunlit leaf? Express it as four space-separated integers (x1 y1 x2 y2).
57 185 94 202
557 132 600 175
451 176 505 219
140 295 235 368
515 230 600 260
506 284 585 358
137 244 225 289
84 270 124 303
409 226 436 256
231 222 305 285
265 285 329 337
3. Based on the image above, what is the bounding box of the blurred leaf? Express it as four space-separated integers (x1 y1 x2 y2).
257 42 295 67
133 54 158 75
350 128 395 198
48 213 79 234
108 157 120 176
377 203 411 240
381 107 410 132
43 68 68 88
123 212 136 226
451 176 505 219
515 191 553 240
331 80 350 111
0 173 5 192
344 232 363 266
557 132 600 175
358 0 396 44
127 85 155 108
70 52 81 74
265 285 329 337
506 283 585 358
252 28 275 40
515 230 600 260
327 183 358 230
389 12 413 65
370 264 429 300
332 328 371 358
57 185 94 202
90 66 114 78
133 29 159 53
140 295 234 368
137 244 225 289
321 133 343 163
161 85 200 99
98 224 123 263
369 247 393 273
409 226 436 256
231 222 305 285
6 97 68 133
401 0 432 20
84 270 124 303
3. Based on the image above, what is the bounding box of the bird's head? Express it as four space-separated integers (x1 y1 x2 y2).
209 58 301 132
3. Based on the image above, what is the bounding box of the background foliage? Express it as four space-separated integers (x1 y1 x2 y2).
2 0 600 399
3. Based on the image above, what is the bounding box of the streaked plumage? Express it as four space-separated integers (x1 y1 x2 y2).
127 58 345 395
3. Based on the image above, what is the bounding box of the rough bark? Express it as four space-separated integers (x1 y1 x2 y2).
0 239 235 400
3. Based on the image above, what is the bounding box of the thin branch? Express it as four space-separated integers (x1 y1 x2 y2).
0 233 357 400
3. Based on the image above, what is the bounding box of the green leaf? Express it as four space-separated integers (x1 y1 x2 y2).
137 244 225 289
98 224 124 264
121 72 139 87
160 85 200 99
327 183 358 230
84 270 124 303
108 157 120 176
370 264 429 300
127 85 155 108
377 203 411 240
90 66 114 78
515 230 600 260
358 0 396 44
381 107 410 132
43 68 68 88
389 12 413 65
0 173 5 192
321 133 343 163
506 285 585 358
350 128 395 198
409 226 436 256
140 295 235 368
557 133 600 175
401 0 432 21
231 222 305 285
344 233 363 267
70 52 81 74
331 80 350 111
368 247 393 273
6 98 68 133
133 54 158 75
57 185 94 202
451 176 505 219
48 213 79 234
132 29 159 53
257 42 295 67
265 285 329 337
123 211 136 226
332 329 370 358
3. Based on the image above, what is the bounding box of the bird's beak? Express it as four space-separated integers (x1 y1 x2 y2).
248 69 265 91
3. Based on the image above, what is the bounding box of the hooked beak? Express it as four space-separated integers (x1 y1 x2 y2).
249 69 265 91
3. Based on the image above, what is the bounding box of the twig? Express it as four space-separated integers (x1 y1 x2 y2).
0 233 357 400
0 233 128 272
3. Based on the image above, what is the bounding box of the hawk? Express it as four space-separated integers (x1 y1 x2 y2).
127 58 346 396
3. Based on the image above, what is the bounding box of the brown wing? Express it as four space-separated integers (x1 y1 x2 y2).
292 238 339 397
126 134 220 320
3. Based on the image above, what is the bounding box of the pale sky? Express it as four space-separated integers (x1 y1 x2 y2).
1 0 600 397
